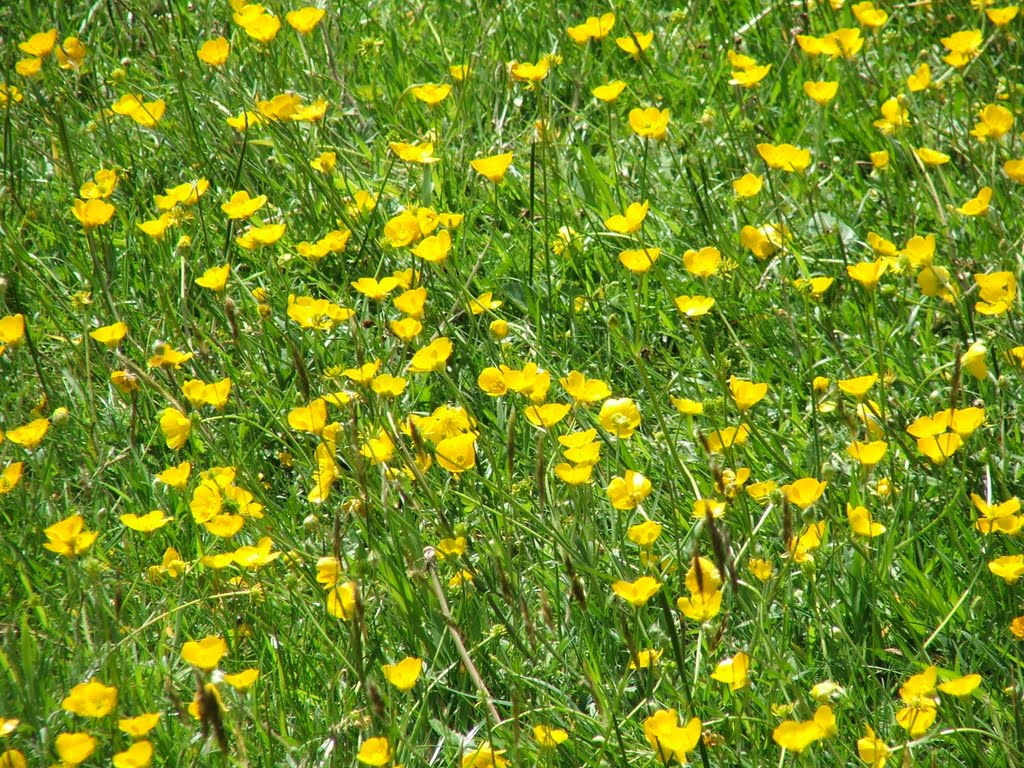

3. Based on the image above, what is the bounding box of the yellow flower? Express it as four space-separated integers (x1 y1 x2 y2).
120 510 172 533
793 276 834 300
732 173 763 198
974 270 1016 314
989 555 1024 584
616 31 654 57
971 105 1013 141
618 247 660 273
837 374 877 400
554 463 593 485
0 462 25 495
408 337 453 373
470 152 513 183
356 737 391 766
643 710 701 765
112 740 153 768
62 680 117 717
628 107 670 139
411 83 451 106
916 433 962 464
728 376 768 411
222 668 260 692
670 396 703 415
676 589 722 621
772 719 824 754
87 321 128 348
961 341 988 379
567 13 615 44
411 230 452 264
197 36 229 66
673 294 715 317
449 64 470 81
705 424 750 452
757 142 811 172
956 186 992 216
221 190 267 219
118 713 160 738
988 6 1020 26
389 140 439 164
846 440 887 466
524 403 571 429
915 147 951 166
533 725 569 747
692 498 726 519
788 521 826 563
56 37 87 70
730 64 771 87
847 504 886 537
803 80 838 105
0 84 24 108
434 433 477 474
748 558 774 580
44 515 98 558
236 221 286 249
857 725 892 768
599 397 641 439
611 575 661 607
382 656 423 692
938 674 982 697
626 520 663 547
236 9 281 43
781 477 827 510
509 59 550 83
19 28 57 57
55 733 95 766
871 150 890 170
468 291 502 316
72 198 115 229
852 1 888 27
711 652 750 690
604 200 649 234
110 95 166 127
740 223 787 258
181 635 228 671
288 295 354 330
285 7 326 34
195 264 231 292
607 471 652 510
0 314 25 348
971 493 1021 535
592 80 626 102
462 742 509 768
941 29 983 67
627 648 663 669
159 408 191 450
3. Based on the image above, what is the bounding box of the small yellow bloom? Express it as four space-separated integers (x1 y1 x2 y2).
611 576 661 607
285 7 326 34
55 733 96 766
61 680 117 718
711 652 750 690
382 656 423 692
181 635 228 671
197 36 229 66
803 80 838 105
470 152 513 183
628 107 670 139
356 737 391 766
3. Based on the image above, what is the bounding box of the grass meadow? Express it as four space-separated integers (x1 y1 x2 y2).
2 0 1024 766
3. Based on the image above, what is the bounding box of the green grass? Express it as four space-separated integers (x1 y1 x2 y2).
2 1 1024 767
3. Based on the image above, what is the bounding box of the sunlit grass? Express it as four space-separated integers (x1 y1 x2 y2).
2 1 1024 767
